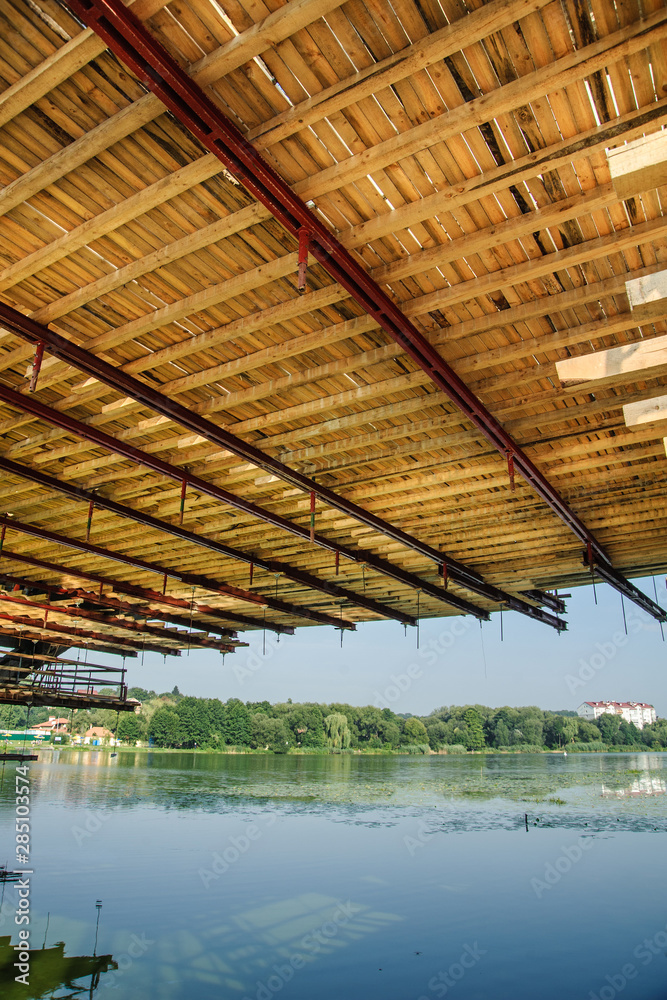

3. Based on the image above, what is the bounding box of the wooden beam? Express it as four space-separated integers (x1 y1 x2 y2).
624 394 667 427
0 0 168 128
625 269 667 318
556 333 667 387
607 128 667 201
289 7 667 200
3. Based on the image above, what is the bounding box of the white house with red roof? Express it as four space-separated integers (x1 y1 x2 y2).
32 716 69 733
577 701 656 729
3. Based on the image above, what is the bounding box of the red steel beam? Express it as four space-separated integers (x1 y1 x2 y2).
0 560 245 639
53 0 666 624
0 355 561 628
0 626 134 658
0 511 299 633
0 499 323 632
0 590 234 651
0 456 416 627
0 612 171 655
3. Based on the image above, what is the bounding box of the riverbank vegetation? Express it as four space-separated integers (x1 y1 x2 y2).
3 691 663 754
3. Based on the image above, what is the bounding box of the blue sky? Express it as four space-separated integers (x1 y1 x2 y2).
116 573 667 717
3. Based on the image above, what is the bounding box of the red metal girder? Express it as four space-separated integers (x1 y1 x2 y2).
0 514 344 632
0 353 548 626
0 561 245 640
583 552 666 622
0 590 234 651
0 627 135 658
0 455 318 629
0 611 171 654
64 0 606 564
0 456 416 627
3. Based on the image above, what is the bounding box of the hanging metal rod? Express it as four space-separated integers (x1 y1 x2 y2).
0 324 565 629
50 0 665 624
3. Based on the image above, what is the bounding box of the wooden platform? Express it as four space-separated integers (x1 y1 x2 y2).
0 0 665 640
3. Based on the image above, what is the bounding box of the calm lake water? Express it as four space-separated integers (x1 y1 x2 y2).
1 751 666 1000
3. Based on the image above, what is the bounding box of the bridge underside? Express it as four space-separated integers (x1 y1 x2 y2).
0 0 664 682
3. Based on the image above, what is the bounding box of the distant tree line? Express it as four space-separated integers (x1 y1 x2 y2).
2 691 665 753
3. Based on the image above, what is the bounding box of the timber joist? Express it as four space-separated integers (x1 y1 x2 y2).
0 0 664 654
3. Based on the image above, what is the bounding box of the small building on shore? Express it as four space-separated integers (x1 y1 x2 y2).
83 726 115 745
32 717 70 734
577 701 656 730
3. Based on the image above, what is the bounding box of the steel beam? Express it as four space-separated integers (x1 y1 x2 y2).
0 509 307 634
0 366 565 628
0 649 127 670
0 629 135 658
0 566 249 643
51 0 663 624
520 589 568 615
0 456 415 627
0 611 172 654
583 553 667 622
0 589 234 650
0 546 248 636
0 461 339 632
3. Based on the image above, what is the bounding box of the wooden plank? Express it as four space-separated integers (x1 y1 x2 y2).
288 7 667 199
625 269 667 314
624 394 667 427
556 333 667 385
608 128 667 200
0 0 169 128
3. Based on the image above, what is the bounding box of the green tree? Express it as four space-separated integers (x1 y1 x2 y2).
463 708 486 750
493 720 511 747
324 712 351 748
148 708 183 748
223 699 251 746
175 696 212 747
403 717 429 744
286 705 325 747
595 713 621 746
116 713 145 743
250 713 292 752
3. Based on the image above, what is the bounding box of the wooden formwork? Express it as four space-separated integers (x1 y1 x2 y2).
0 0 665 649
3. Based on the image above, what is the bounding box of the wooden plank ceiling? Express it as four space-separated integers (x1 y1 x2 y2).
0 0 665 655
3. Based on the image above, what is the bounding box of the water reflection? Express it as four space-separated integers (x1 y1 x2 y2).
601 775 666 797
0 934 115 999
